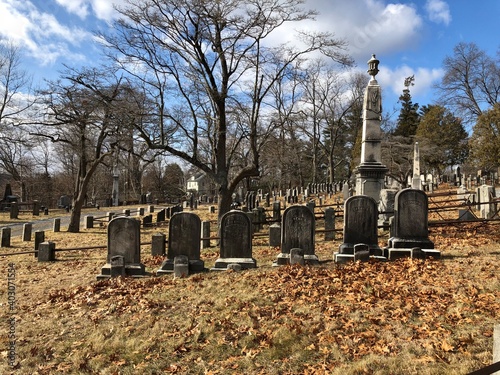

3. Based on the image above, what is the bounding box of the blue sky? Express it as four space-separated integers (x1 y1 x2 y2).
1 0 499 120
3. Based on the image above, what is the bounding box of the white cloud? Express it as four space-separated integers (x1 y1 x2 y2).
301 0 423 61
54 0 89 19
425 0 451 26
0 0 91 66
50 0 124 22
377 64 444 99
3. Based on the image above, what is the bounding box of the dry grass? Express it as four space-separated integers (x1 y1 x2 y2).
0 192 499 374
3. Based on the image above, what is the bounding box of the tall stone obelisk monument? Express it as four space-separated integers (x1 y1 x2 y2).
355 54 388 202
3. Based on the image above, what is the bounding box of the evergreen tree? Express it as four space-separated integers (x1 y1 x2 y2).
393 76 420 137
416 105 469 174
468 103 500 172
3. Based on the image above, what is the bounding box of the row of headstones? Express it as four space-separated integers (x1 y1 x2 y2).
230 182 349 211
95 190 440 279
9 201 45 219
96 204 324 279
334 189 440 263
83 205 183 229
0 224 46 249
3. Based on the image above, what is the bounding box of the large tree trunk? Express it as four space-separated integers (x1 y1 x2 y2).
217 187 232 224
67 195 85 233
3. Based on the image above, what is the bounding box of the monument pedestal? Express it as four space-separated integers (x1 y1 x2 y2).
355 163 388 202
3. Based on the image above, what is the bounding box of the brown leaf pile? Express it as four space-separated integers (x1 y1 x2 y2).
39 256 499 373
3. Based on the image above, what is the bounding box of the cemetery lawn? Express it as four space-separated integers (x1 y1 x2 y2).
0 200 499 374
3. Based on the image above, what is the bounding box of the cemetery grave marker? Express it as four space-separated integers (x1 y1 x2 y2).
157 212 205 275
385 189 440 260
211 210 257 271
273 205 319 266
334 195 383 263
97 217 146 279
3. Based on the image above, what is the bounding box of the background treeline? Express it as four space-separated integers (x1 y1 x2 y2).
0 0 498 231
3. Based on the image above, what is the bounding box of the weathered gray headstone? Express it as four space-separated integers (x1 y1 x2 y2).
38 241 56 262
274 205 318 266
53 218 61 232
269 223 281 247
334 195 383 263
173 255 189 278
378 189 397 228
1 227 11 247
110 255 125 277
290 248 305 266
22 223 32 241
386 189 440 260
157 212 205 274
97 217 146 279
479 185 496 219
151 233 166 256
34 230 45 258
338 195 381 255
211 210 257 270
324 207 335 241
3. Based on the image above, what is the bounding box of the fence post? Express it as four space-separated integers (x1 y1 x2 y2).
201 221 211 249
53 218 61 232
84 215 94 229
494 324 500 375
34 230 45 258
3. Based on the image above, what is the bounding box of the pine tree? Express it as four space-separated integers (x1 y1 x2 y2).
393 76 420 137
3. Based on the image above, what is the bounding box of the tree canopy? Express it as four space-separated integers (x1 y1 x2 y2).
468 103 500 172
415 105 469 174
99 0 352 219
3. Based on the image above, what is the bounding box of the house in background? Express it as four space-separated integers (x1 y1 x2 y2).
186 174 216 198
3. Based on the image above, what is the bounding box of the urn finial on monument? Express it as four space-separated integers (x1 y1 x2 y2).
367 54 379 81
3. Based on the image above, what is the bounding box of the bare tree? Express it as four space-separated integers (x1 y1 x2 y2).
300 64 366 183
436 42 500 127
34 67 125 232
0 41 38 199
99 0 351 220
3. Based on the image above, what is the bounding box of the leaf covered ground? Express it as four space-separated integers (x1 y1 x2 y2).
0 194 499 374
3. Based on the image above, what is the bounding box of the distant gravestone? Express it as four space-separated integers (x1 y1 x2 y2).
156 209 166 223
97 217 146 279
386 189 440 260
211 210 257 271
9 202 18 220
334 195 382 263
274 205 318 266
1 227 11 247
324 207 335 241
142 214 153 227
157 212 205 274
151 233 166 256
269 223 281 247
22 223 32 241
